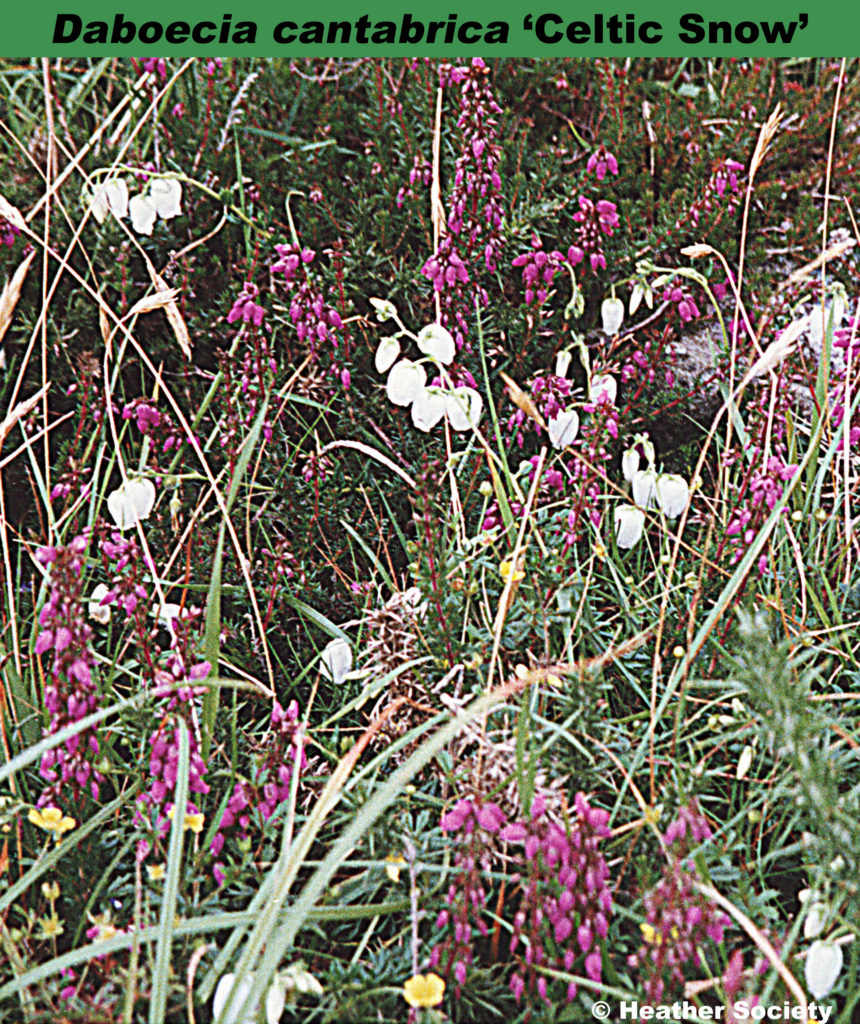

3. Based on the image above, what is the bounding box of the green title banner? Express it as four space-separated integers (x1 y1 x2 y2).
3 2 840 55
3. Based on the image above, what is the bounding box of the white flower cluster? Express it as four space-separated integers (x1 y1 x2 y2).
797 886 849 1000
88 176 182 235
370 299 483 434
614 434 691 550
213 966 323 1024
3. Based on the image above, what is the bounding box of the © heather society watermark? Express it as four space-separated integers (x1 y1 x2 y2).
590 1000 834 1022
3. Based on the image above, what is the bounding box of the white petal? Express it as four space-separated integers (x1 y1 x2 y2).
589 374 617 405
266 978 287 1024
614 504 645 549
655 473 689 518
150 178 182 219
106 478 156 530
554 349 572 378
103 179 129 220
213 974 257 1024
416 324 456 365
735 744 753 780
88 583 112 625
156 603 184 629
319 638 352 685
89 186 109 224
601 297 625 335
632 468 659 511
629 282 644 316
374 336 400 374
369 297 397 321
129 194 157 235
548 409 579 449
386 360 426 407
621 448 640 482
411 387 447 432
445 387 482 432
805 940 843 999
804 902 827 940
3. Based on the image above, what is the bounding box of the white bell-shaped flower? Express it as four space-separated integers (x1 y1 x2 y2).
632 468 659 511
369 297 397 322
629 280 654 316
107 478 156 530
411 387 447 432
129 194 157 236
555 349 572 378
614 504 645 549
265 976 287 1024
213 972 286 1024
385 360 426 407
804 901 828 940
655 473 689 518
149 178 182 219
804 940 843 999
622 447 640 482
319 637 352 685
589 374 617 405
374 336 400 374
445 387 482 432
416 324 455 365
212 973 256 1024
601 296 625 335
548 408 579 449
90 179 129 224
88 583 112 625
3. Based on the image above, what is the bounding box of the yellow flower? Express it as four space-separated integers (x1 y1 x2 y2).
41 881 60 901
593 541 607 560
403 973 445 1008
499 560 525 583
640 922 680 945
38 913 64 941
28 807 76 837
166 807 205 833
147 863 165 881
385 854 406 883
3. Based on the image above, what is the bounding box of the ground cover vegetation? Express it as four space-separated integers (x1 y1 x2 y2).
0 56 858 1023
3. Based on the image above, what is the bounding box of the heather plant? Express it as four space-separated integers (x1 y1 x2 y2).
0 56 858 1024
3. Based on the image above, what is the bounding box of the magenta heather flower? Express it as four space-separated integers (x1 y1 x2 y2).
34 535 104 806
227 281 267 328
209 699 307 884
430 791 613 1009
629 803 730 1003
133 608 212 862
662 282 701 324
421 58 504 350
568 196 620 273
504 792 613 1006
271 242 348 383
0 216 20 248
512 237 566 306
586 146 619 181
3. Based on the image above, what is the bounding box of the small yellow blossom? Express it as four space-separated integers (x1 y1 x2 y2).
499 560 525 583
38 913 64 941
41 881 60 901
385 854 406 883
147 863 165 881
672 645 685 659
166 807 205 833
640 922 680 945
403 973 445 1008
28 807 76 837
593 541 607 560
